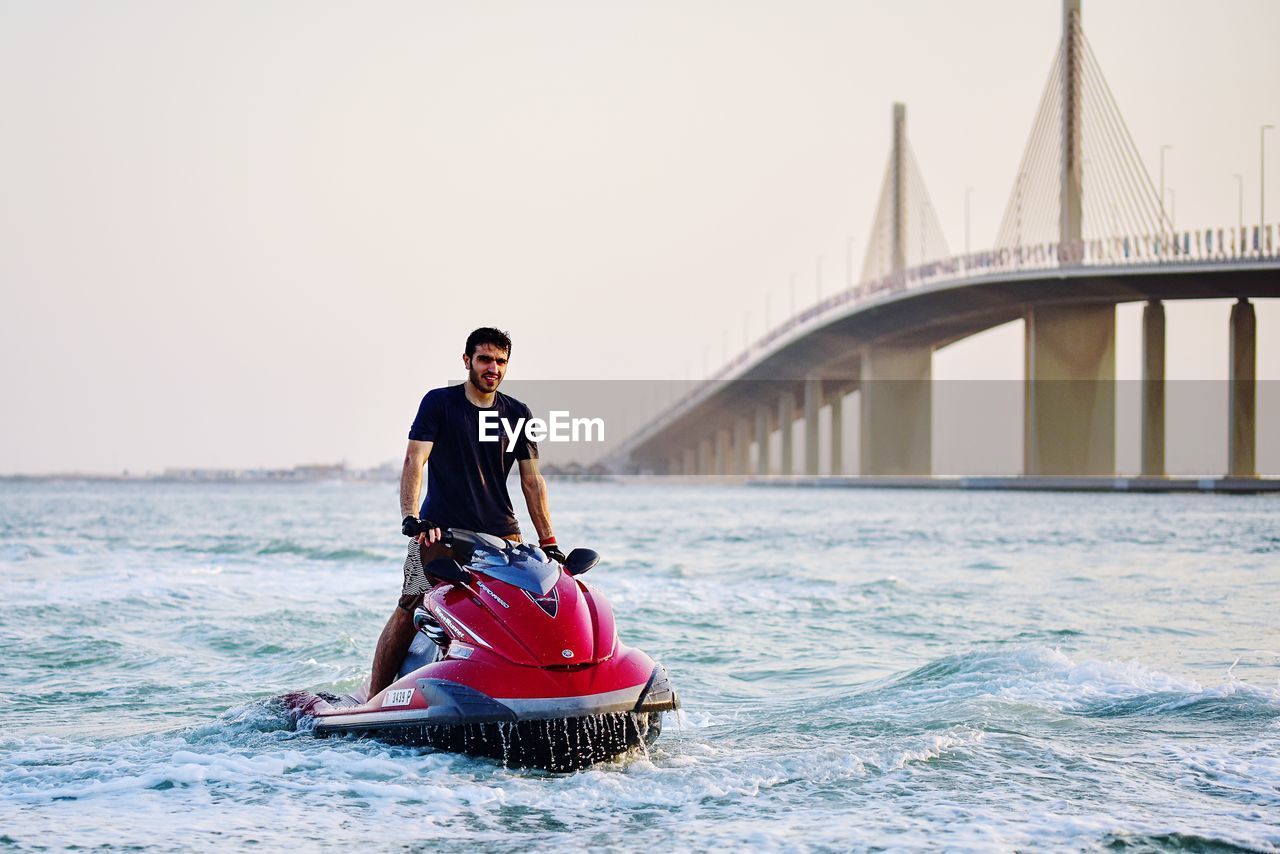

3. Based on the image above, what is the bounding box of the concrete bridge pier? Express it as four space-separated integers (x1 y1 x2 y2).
755 404 773 475
682 446 696 476
1141 300 1166 477
828 386 846 475
804 377 822 476
859 345 932 475
1229 298 1257 478
733 417 751 476
778 391 796 475
1024 304 1116 476
714 427 731 475
697 436 714 476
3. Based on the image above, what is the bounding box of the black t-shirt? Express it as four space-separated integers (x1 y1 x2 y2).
408 384 537 537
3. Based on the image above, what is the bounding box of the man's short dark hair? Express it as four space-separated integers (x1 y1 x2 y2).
465 327 512 359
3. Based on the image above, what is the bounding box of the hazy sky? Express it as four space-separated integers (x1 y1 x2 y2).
2 0 1277 474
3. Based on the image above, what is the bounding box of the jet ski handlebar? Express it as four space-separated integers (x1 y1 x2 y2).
404 520 601 580
401 520 497 552
402 516 443 539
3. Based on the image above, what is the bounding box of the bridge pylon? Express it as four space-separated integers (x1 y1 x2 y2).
1019 0 1139 477
1060 0 1083 249
891 103 908 274
861 104 949 283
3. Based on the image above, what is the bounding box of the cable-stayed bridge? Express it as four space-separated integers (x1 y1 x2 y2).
613 0 1280 482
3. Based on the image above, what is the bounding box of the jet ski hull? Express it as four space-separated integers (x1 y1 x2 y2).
313 706 664 772
285 534 680 771
294 662 678 771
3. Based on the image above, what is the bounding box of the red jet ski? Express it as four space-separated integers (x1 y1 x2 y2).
286 530 679 771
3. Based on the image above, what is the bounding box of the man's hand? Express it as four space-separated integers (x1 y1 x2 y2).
539 536 566 564
403 516 443 545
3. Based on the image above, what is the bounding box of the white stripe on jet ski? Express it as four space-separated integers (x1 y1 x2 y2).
314 684 652 729
316 708 434 728
432 607 492 649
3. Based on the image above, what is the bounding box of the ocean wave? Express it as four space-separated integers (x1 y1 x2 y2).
147 539 389 563
671 708 733 729
869 646 1280 722
869 726 987 773
2 708 1276 851
0 543 44 562
255 540 387 562
1100 831 1272 852
1160 741 1280 808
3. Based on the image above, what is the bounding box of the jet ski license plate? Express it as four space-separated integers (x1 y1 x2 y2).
382 688 414 707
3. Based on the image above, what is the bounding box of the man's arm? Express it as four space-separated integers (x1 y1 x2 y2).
518 457 554 544
401 439 438 543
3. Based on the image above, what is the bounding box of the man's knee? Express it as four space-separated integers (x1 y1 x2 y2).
397 592 423 613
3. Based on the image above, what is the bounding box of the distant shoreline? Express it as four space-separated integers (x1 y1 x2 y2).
0 461 613 484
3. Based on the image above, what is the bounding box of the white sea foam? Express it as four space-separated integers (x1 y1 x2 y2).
981 646 1280 715
1162 741 1280 805
868 645 1280 723
671 708 730 729
879 727 986 772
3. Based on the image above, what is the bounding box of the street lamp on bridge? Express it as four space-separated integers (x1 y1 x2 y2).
1263 124 1275 254
1159 144 1173 234
845 236 855 289
965 187 974 255
1234 173 1243 233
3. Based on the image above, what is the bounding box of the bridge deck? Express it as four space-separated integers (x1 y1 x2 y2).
623 260 1280 464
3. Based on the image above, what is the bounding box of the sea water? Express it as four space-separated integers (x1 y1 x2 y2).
0 480 1277 850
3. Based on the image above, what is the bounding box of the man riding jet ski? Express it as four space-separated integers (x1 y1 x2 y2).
287 529 679 771
285 327 677 768
369 326 550 702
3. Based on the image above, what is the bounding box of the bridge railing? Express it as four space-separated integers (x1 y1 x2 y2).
627 223 1279 449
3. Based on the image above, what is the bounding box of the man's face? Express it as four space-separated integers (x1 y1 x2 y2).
464 343 509 394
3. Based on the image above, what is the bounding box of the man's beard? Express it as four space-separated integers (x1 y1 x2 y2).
469 364 499 391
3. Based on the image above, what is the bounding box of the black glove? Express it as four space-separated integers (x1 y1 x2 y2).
403 515 439 538
543 545 567 564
